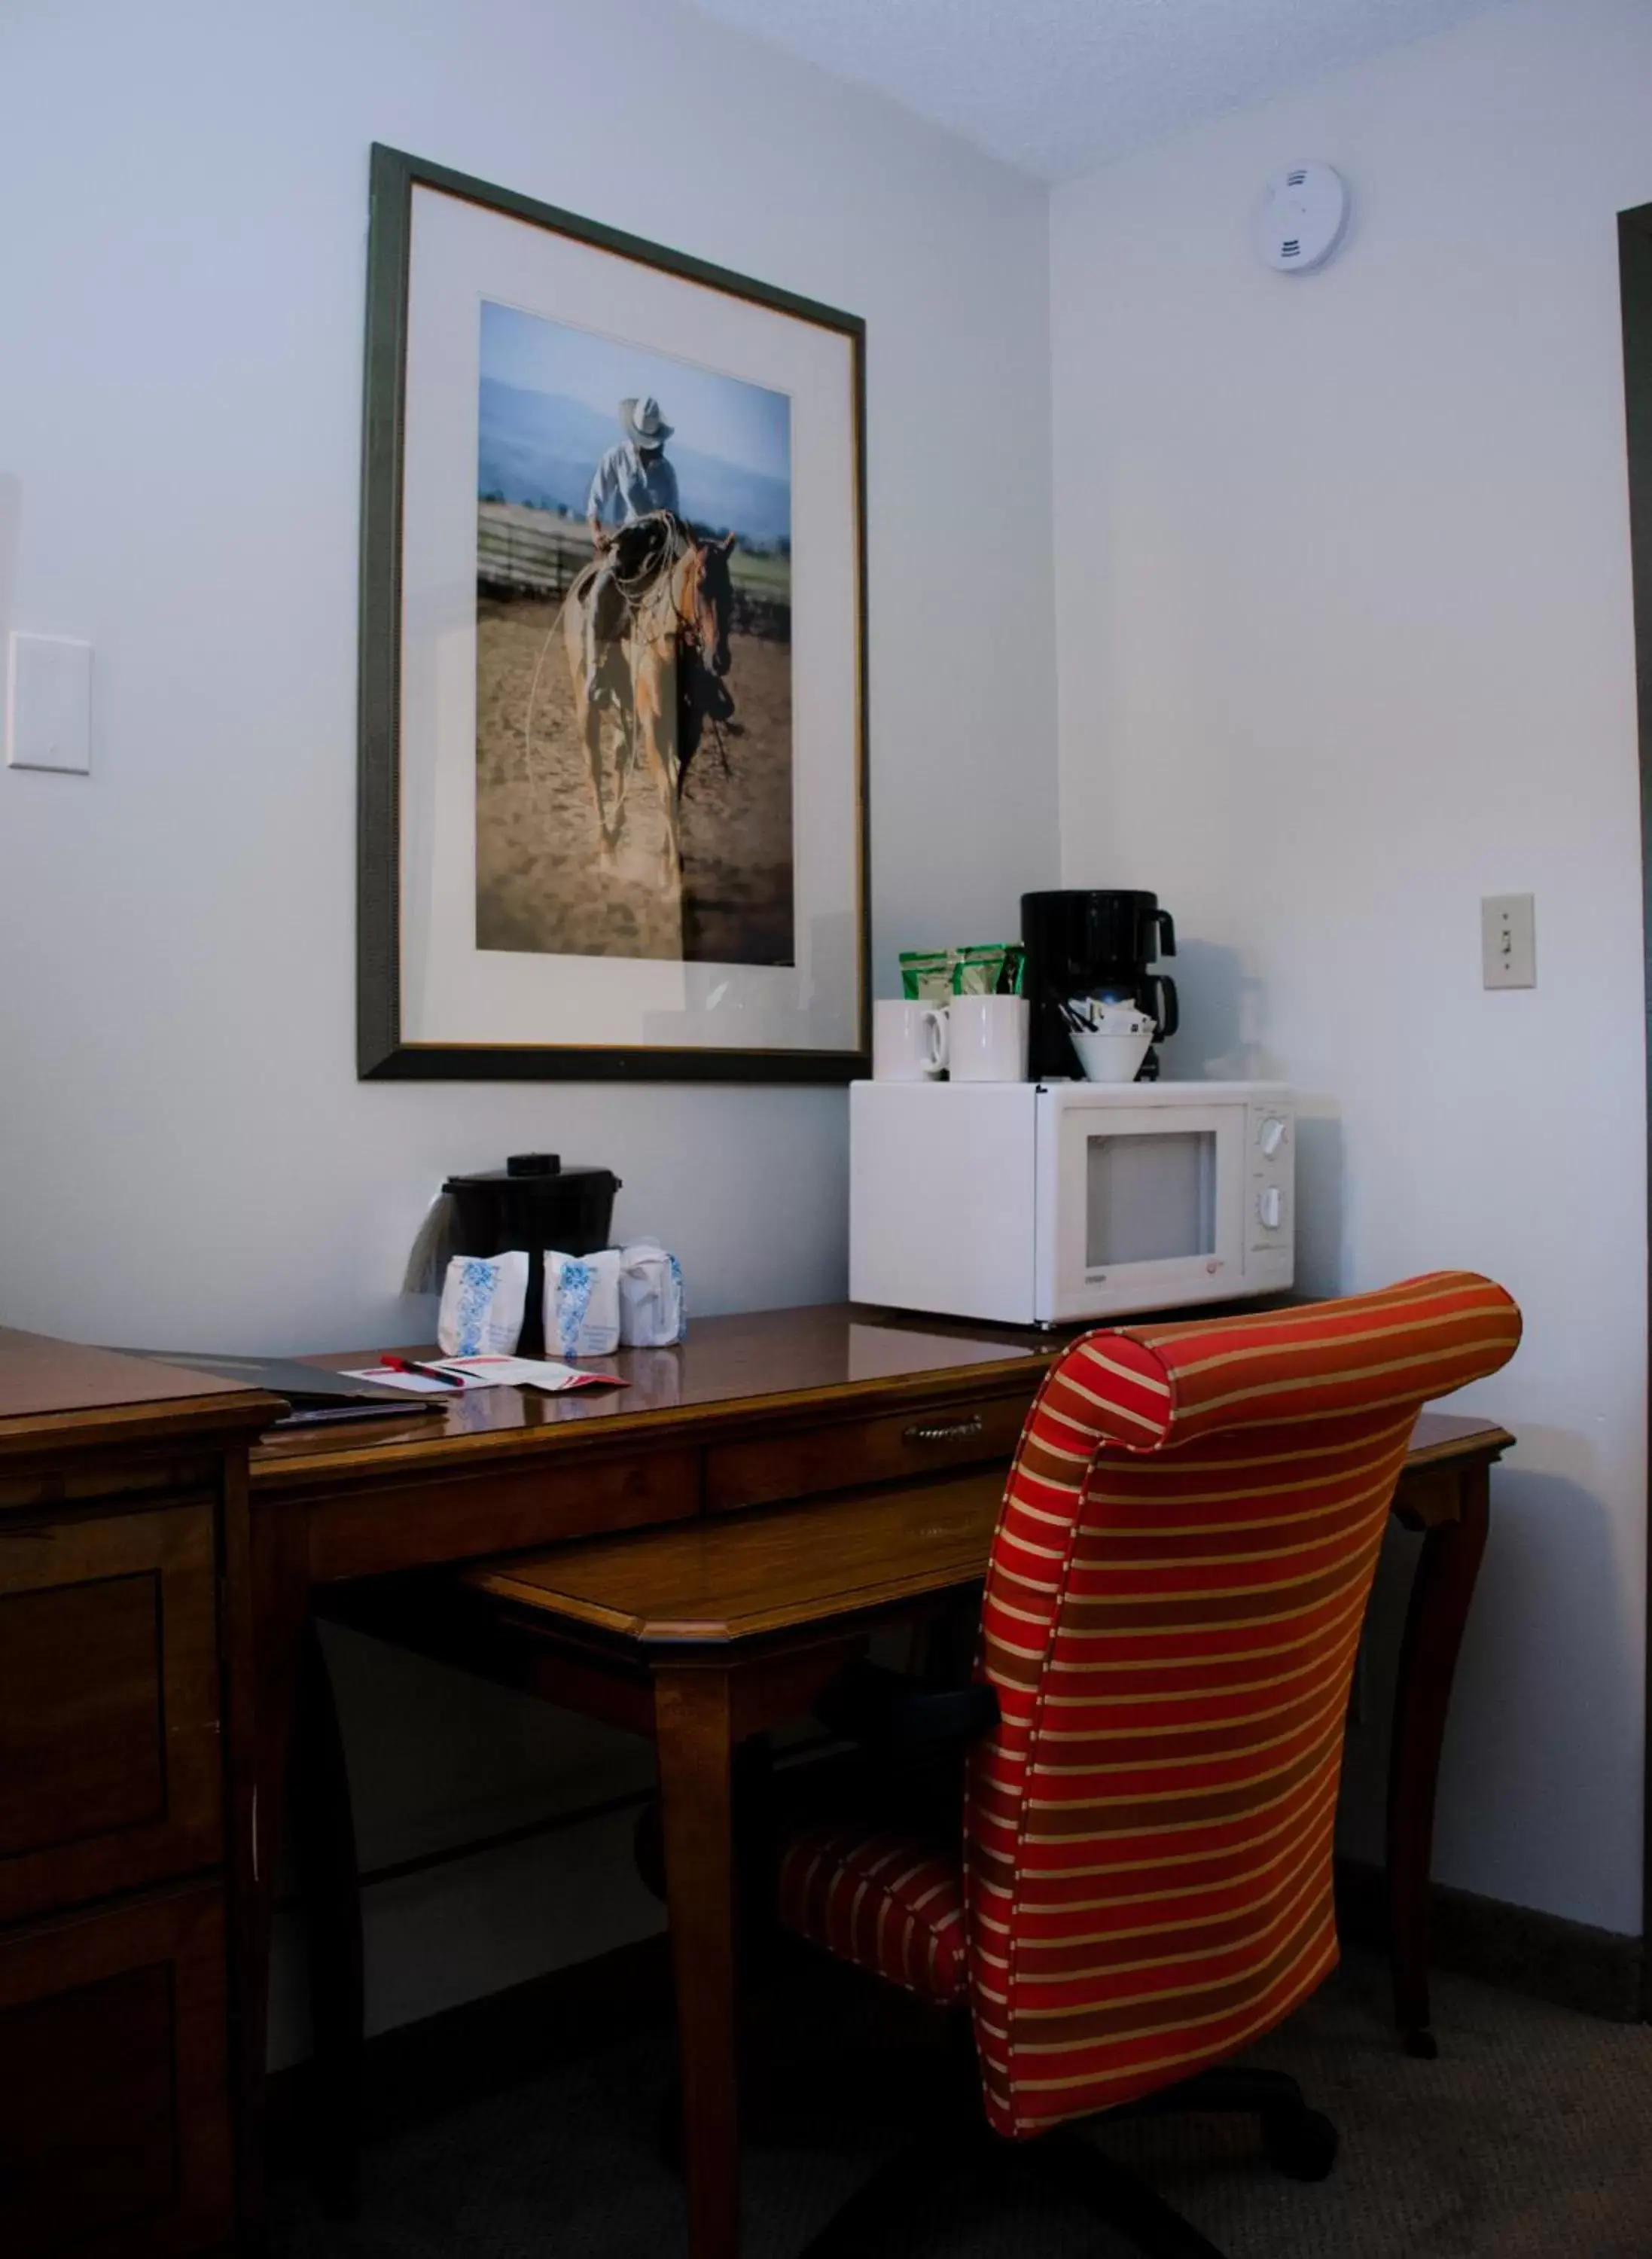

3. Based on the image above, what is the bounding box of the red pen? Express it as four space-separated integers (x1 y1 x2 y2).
380 1354 466 1389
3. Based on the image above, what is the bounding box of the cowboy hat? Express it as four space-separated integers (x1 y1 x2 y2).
620 395 673 447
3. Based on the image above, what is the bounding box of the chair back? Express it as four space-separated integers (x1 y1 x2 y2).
965 1271 1519 2139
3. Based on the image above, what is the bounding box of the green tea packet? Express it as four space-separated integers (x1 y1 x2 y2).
899 949 956 1003
901 944 1025 1002
952 943 1026 997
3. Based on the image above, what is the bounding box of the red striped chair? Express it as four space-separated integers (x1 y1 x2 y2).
779 1271 1521 2257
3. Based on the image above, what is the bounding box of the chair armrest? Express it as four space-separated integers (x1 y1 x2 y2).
815 1660 1000 1756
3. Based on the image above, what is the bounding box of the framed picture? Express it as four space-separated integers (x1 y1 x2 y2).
358 145 868 1080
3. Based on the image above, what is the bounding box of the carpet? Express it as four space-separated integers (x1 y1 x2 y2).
270 1953 1652 2257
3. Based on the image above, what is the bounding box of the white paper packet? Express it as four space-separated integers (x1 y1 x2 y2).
544 1247 622 1358
437 1250 529 1358
617 1240 687 1347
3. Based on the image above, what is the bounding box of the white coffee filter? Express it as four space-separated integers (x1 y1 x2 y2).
1071 1030 1154 1084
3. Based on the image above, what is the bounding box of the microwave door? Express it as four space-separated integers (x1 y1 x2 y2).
1038 1096 1247 1322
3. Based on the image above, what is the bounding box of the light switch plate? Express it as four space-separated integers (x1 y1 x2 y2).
1481 894 1535 989
6 632 93 773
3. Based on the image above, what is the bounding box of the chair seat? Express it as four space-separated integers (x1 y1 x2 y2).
779 1822 968 2005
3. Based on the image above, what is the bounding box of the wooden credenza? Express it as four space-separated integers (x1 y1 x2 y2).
0 1332 274 2257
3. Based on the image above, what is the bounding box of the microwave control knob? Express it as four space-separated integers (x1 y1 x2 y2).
1258 1187 1284 1230
1260 1116 1287 1157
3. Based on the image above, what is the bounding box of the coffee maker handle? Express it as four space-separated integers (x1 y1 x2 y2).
1153 974 1180 1040
1155 908 1176 959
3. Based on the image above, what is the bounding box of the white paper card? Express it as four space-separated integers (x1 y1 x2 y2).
440 1355 624 1392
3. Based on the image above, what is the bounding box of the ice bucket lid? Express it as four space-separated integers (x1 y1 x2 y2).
442 1154 622 1194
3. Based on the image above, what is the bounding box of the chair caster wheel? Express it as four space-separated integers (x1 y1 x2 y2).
1263 2105 1338 2183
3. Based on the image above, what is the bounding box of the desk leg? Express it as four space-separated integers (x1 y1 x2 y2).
230 1507 309 2247
1386 1462 1489 2059
294 1620 364 2215
655 1664 740 2259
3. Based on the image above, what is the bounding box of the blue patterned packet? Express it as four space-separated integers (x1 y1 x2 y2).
436 1250 529 1357
544 1248 622 1358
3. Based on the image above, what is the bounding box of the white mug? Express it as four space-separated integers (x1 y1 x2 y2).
873 998 949 1081
949 994 1029 1083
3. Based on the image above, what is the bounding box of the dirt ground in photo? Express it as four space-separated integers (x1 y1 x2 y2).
475 594 794 965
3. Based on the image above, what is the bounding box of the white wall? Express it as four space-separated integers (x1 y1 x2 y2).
0 0 1056 2047
1051 0 1650 1931
0 0 1056 1355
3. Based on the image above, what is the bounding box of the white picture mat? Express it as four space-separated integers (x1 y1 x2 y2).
398 184 862 1053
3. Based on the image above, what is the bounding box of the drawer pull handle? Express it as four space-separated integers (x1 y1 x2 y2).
904 1415 984 1446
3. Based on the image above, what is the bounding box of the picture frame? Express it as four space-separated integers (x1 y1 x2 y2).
358 144 869 1081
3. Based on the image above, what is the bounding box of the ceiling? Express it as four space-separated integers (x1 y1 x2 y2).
683 0 1511 181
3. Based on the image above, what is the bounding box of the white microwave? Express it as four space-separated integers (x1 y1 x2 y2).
849 1080 1294 1327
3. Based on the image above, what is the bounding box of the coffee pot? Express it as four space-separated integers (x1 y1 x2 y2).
1021 889 1178 1081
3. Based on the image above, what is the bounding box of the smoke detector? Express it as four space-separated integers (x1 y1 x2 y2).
1254 163 1349 274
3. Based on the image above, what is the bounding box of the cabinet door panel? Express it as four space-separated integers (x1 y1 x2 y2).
0 1503 221 1920
0 1886 231 2257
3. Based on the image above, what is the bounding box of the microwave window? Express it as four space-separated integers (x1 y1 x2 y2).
1086 1131 1217 1270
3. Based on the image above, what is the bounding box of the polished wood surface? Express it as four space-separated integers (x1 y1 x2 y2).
473 1467 1008 1643
1394 1409 1515 1463
0 1326 268 1419
253 1306 1050 1490
471 1413 1514 1650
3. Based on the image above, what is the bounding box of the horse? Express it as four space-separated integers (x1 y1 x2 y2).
559 514 738 885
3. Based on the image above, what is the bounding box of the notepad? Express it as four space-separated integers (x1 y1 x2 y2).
346 1355 625 1396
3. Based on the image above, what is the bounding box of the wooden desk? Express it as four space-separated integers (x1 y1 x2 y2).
241 1311 1512 2252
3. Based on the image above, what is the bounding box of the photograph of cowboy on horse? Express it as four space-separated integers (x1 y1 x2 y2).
474 300 794 968
583 394 680 708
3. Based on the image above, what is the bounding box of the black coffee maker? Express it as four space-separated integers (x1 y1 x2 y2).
1021 889 1179 1081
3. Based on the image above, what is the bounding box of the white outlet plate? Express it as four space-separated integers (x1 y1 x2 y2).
6 633 93 773
1482 894 1535 989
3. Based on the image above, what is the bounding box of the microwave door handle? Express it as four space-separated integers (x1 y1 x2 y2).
1153 974 1179 1040
1155 907 1176 959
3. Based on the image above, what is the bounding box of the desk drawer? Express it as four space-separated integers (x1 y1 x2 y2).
705 1389 1033 1515
0 1501 222 1925
304 1447 701 1583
